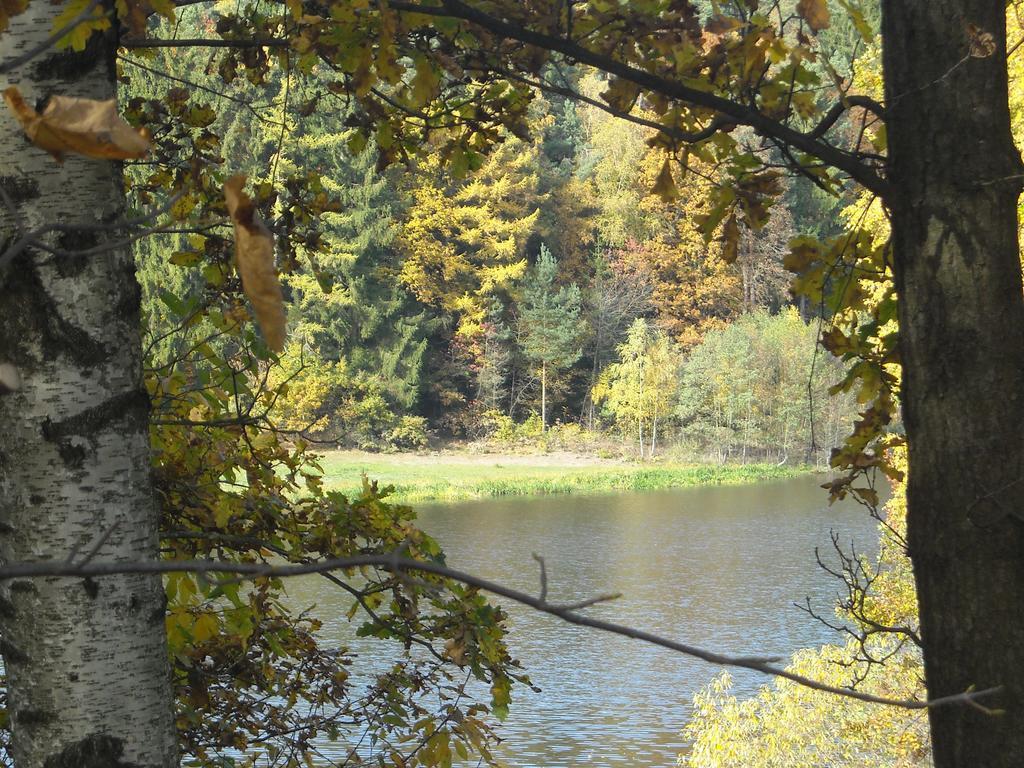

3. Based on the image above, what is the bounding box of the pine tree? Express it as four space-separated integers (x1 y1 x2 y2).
518 245 582 430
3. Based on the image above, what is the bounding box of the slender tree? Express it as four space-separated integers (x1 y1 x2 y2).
518 244 582 430
0 14 176 768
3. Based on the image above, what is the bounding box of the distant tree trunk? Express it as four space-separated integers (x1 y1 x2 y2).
540 360 547 430
588 321 602 430
650 404 658 457
740 261 753 312
0 8 176 767
882 1 1024 765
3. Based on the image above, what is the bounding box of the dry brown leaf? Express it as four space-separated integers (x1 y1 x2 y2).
705 14 741 36
0 0 28 33
2 87 150 163
721 214 740 264
224 174 287 352
796 0 830 32
651 158 680 203
966 23 997 58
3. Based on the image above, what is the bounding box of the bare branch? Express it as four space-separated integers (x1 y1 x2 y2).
121 37 289 49
808 95 887 140
0 550 1001 712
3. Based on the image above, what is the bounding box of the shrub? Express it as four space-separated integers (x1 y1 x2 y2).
386 416 430 451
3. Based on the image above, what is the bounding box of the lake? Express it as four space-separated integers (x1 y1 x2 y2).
282 474 881 767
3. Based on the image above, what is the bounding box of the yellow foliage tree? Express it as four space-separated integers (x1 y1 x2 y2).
682 449 929 768
398 137 543 340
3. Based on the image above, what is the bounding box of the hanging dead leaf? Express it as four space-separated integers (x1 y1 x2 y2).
721 214 739 264
600 77 642 113
705 14 741 36
2 87 150 163
966 24 996 58
0 0 28 33
796 0 830 32
651 158 680 203
224 174 287 352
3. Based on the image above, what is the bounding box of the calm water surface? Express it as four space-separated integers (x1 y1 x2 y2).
283 474 880 767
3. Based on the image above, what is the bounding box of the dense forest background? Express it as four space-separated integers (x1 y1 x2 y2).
127 7 881 463
10 0 1024 764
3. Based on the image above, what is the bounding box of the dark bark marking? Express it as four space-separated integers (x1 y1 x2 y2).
0 175 40 204
32 30 112 84
44 734 140 768
42 389 150 444
0 638 29 664
0 595 15 618
15 709 55 727
9 580 36 594
54 230 100 279
41 389 149 469
0 254 108 370
82 577 99 599
55 441 88 470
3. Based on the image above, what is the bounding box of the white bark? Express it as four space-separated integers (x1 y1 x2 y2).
540 361 546 431
0 6 176 766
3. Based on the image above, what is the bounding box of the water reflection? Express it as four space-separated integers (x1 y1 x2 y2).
282 475 881 767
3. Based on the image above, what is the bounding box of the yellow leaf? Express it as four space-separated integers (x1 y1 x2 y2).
796 0 830 32
52 0 110 50
3 87 150 163
784 235 821 273
651 158 680 203
192 612 219 643
224 174 287 352
600 77 641 112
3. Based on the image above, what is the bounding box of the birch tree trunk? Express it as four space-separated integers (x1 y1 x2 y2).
540 360 546 431
882 1 1024 764
0 7 177 767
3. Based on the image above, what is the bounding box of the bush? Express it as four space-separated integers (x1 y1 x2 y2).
386 416 430 451
270 343 426 451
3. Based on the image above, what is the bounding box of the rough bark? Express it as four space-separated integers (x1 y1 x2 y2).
0 5 177 767
881 1 1024 765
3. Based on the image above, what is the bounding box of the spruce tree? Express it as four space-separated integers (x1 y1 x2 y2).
284 113 432 410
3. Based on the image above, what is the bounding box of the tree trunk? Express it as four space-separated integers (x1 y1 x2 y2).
540 360 546 431
882 2 1024 765
650 404 657 458
0 8 177 767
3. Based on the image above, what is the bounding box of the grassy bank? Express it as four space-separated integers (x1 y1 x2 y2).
316 451 809 504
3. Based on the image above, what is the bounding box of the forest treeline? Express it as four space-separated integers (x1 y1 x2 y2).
132 55 861 460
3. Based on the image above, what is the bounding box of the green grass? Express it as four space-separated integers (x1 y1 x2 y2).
316 452 808 504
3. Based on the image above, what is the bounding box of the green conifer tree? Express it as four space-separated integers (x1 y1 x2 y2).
518 244 582 430
284 114 432 410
